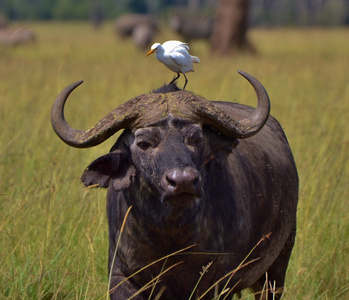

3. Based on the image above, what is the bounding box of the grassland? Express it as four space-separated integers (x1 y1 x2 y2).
0 22 348 299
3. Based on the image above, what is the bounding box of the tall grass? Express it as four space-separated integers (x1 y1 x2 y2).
0 22 348 299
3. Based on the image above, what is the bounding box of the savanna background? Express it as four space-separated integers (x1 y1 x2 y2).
0 0 348 299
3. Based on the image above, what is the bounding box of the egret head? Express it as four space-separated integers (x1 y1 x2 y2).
146 43 161 56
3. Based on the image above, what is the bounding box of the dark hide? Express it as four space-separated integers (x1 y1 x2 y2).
152 83 181 93
81 102 298 299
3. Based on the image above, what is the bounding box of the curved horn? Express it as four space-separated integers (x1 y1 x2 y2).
51 81 143 148
237 70 271 136
191 70 270 138
51 71 269 148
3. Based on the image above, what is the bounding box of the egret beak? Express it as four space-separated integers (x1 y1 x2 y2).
146 49 155 57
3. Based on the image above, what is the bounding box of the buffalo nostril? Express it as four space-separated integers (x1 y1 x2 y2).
165 169 181 188
166 176 177 187
163 168 200 195
183 169 198 184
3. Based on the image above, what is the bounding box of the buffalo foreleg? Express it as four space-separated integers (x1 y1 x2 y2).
252 223 297 300
109 275 145 300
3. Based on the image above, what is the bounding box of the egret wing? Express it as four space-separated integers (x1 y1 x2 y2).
163 40 189 51
178 42 190 51
170 52 188 66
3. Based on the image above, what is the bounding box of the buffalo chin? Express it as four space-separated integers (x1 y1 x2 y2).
164 193 199 207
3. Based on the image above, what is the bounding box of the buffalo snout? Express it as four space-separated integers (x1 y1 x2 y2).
161 167 201 198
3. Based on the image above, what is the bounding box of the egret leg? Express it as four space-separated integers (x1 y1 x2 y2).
183 73 188 90
169 73 180 85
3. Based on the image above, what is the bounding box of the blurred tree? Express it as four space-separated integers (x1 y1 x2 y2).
89 0 104 29
53 0 89 19
211 0 255 56
188 0 200 9
250 0 348 26
0 10 8 28
0 0 347 25
127 0 148 13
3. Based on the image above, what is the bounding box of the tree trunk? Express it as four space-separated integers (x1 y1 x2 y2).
188 0 200 10
211 0 255 55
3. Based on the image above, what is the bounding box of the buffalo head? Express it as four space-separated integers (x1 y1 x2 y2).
51 71 270 224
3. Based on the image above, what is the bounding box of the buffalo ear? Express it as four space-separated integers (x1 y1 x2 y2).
81 151 134 190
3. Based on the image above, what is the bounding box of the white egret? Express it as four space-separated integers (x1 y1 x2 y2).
146 40 200 90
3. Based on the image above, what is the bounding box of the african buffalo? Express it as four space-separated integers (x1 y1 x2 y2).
169 12 214 43
51 71 298 299
0 26 36 46
114 14 158 50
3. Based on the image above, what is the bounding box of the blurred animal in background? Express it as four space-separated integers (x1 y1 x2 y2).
114 14 158 50
0 26 36 46
169 11 215 43
132 23 155 50
146 40 200 90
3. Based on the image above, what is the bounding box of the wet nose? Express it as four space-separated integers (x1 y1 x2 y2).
162 167 201 195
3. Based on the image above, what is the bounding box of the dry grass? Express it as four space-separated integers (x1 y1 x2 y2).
0 22 348 299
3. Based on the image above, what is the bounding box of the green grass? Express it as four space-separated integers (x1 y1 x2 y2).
1 21 348 299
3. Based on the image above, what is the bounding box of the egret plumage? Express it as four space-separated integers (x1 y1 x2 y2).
146 40 200 90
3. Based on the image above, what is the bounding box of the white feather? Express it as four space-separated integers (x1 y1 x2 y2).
146 40 200 89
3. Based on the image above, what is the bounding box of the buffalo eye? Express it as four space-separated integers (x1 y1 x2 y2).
137 141 152 150
134 128 160 151
185 128 204 148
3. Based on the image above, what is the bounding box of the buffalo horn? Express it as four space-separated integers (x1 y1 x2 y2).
191 70 270 139
51 71 270 148
51 81 148 148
